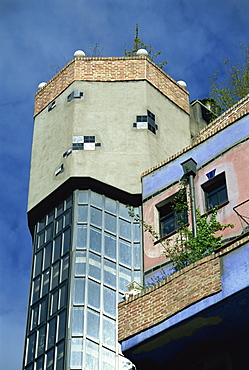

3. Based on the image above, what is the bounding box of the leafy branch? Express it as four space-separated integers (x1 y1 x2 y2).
127 181 233 274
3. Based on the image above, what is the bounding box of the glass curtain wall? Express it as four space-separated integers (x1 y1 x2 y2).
24 196 72 370
23 190 142 370
69 190 142 370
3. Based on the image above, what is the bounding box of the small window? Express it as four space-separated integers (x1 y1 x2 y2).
158 195 188 237
202 172 228 211
48 100 56 112
135 110 157 134
67 90 83 102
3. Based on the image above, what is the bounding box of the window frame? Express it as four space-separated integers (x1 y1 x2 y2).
202 172 228 211
157 192 188 239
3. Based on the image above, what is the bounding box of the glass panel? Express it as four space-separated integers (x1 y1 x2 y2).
119 266 131 292
64 209 72 227
53 235 62 263
75 251 86 276
42 270 50 296
105 213 116 234
70 338 83 368
38 217 46 232
74 277 85 304
119 204 130 220
89 227 102 254
85 340 99 370
63 227 71 255
45 224 53 243
90 207 102 228
134 270 142 284
119 240 131 267
56 341 64 369
88 280 100 309
104 233 116 261
59 283 67 310
71 306 83 335
47 318 56 349
58 310 66 342
87 309 100 340
50 289 59 316
25 365 34 370
26 332 36 364
38 231 45 249
56 216 63 234
57 203 64 217
32 276 41 303
78 191 88 204
102 316 116 348
77 225 87 249
102 348 116 370
37 325 46 357
30 305 39 330
61 254 69 282
133 222 141 242
46 348 54 370
104 260 116 288
78 205 88 223
89 253 101 281
66 195 72 209
119 219 131 240
105 198 116 214
133 243 141 269
44 243 52 270
35 356 44 370
51 262 60 290
103 287 116 317
39 299 47 324
219 186 228 204
34 250 43 277
47 210 54 224
91 192 102 209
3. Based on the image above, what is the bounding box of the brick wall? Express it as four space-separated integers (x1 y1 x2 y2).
118 234 249 343
34 56 189 116
118 253 221 342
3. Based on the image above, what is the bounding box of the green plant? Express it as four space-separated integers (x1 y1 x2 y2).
127 182 233 274
124 24 168 70
208 43 249 113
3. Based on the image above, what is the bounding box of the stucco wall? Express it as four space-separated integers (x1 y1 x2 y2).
142 99 249 271
28 77 191 211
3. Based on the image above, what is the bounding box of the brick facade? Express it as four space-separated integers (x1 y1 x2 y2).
118 235 249 343
34 56 189 116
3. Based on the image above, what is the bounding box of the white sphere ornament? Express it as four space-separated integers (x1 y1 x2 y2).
136 49 148 56
38 82 47 90
177 80 187 89
74 50 86 58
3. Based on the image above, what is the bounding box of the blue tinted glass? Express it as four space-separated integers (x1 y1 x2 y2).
77 225 87 249
87 310 100 340
90 207 102 228
89 227 102 254
104 233 116 261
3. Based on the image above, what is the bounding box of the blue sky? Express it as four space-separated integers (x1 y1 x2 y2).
0 0 248 368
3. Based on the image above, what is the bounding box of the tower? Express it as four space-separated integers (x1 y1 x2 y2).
23 52 191 370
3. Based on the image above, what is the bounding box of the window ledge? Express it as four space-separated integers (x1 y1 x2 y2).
205 200 229 215
154 224 189 245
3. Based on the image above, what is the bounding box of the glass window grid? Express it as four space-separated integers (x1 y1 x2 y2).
25 197 72 369
68 190 143 369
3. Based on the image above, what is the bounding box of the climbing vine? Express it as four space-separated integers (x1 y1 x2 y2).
127 181 233 274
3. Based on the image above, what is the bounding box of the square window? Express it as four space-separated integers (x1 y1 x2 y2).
202 172 228 211
158 194 188 238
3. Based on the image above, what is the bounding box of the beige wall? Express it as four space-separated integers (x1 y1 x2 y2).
28 80 191 211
